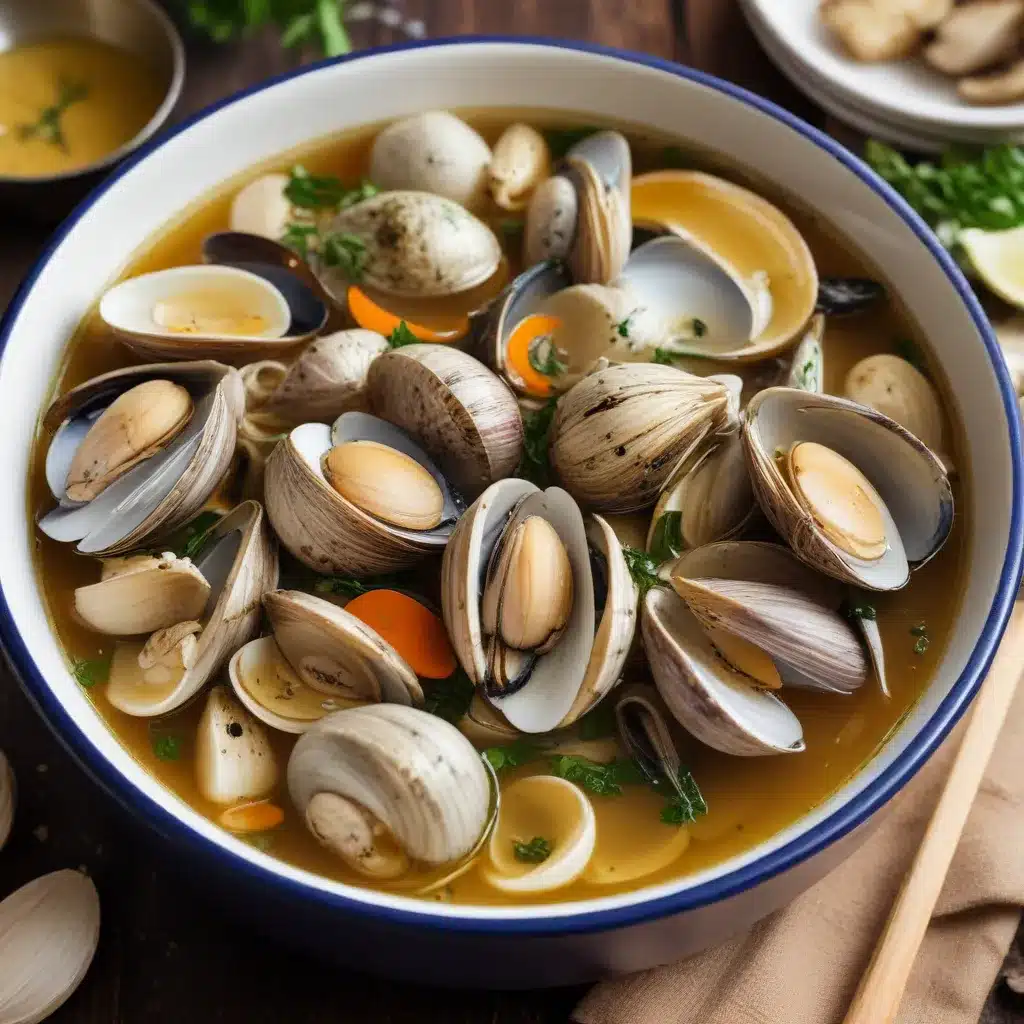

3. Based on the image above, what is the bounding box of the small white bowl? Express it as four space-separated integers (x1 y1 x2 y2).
0 39 1020 987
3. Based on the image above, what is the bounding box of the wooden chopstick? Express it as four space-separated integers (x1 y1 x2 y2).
843 600 1024 1024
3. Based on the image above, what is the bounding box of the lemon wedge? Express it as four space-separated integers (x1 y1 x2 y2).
961 227 1024 309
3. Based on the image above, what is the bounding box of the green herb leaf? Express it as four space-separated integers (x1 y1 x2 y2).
166 510 223 562
313 576 369 597
280 222 320 259
388 321 420 349
321 231 368 281
152 733 182 761
550 755 643 796
315 0 351 56
187 0 354 57
284 166 377 210
527 337 567 378
894 337 929 377
910 622 928 636
914 635 930 655
648 511 684 565
655 768 708 826
691 318 708 338
423 668 475 725
544 126 600 159
517 397 559 486
70 654 110 690
652 348 678 366
621 546 665 599
615 311 637 338
577 703 617 741
484 740 543 772
848 602 877 621
18 78 89 151
512 836 552 863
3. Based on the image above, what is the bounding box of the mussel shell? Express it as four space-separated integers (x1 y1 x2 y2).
816 278 885 317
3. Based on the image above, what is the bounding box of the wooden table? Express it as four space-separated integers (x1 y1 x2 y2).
0 2 1021 1021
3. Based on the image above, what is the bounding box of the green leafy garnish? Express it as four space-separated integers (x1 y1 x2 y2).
152 733 182 762
545 126 600 159
894 338 929 377
321 231 368 281
423 668 475 725
284 166 377 210
517 397 559 485
18 78 88 151
280 222 320 260
577 703 617 741
167 510 223 562
187 0 353 56
691 318 708 338
615 312 637 338
551 755 645 796
652 348 678 366
388 321 420 349
914 635 930 655
513 836 552 863
484 740 543 772
314 576 369 597
910 622 928 636
848 602 877 621
621 546 665 599
70 654 110 690
655 768 708 826
865 140 1024 259
527 338 567 378
648 511 684 565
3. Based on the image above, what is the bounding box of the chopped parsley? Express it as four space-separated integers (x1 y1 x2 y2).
151 733 182 762
652 348 678 366
70 655 110 690
544 126 600 159
513 836 552 863
484 740 543 772
517 396 559 486
186 1 353 56
321 231 368 281
423 668 475 725
848 602 877 621
18 78 88 151
648 511 684 565
280 222 320 260
615 311 638 338
910 622 928 636
311 570 411 598
621 546 666 599
314 576 370 597
527 338 567 378
284 166 377 210
911 622 931 655
550 755 645 796
655 768 708 826
691 318 708 338
388 321 420 349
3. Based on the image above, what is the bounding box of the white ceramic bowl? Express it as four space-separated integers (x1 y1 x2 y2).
1 39 1021 988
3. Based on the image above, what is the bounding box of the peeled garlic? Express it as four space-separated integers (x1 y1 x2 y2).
489 123 551 211
0 869 100 1024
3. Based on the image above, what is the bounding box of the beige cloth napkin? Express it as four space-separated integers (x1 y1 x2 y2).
574 681 1024 1024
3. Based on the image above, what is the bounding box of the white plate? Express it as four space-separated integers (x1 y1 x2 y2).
742 0 1024 133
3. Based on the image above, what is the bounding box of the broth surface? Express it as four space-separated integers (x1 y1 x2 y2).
29 111 968 906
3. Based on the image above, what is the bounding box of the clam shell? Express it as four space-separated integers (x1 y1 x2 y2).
105 501 278 717
369 112 492 210
524 176 579 266
0 750 13 851
322 191 502 300
367 345 523 500
288 704 492 867
743 388 954 590
0 870 100 1024
264 412 463 575
38 362 242 557
549 362 738 512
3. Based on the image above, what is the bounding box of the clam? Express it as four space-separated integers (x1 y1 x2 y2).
99 259 327 363
0 870 100 1024
195 685 279 805
74 551 210 635
105 501 278 717
369 111 492 210
37 362 242 556
743 388 953 590
630 170 818 360
482 775 596 895
317 191 502 301
366 344 524 500
523 130 632 285
228 589 423 733
441 479 637 734
549 362 741 513
489 123 551 211
614 685 688 791
264 410 465 575
0 749 13 851
844 353 947 461
288 704 494 879
646 432 756 558
229 173 293 240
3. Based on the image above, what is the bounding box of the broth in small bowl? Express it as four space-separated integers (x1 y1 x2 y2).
2 40 1019 987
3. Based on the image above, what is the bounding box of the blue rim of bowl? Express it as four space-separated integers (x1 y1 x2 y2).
1 37 1021 937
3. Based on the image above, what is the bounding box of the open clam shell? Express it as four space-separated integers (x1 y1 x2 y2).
549 362 740 513
264 411 465 575
630 170 818 360
441 480 635 734
366 345 524 500
105 501 278 716
100 261 325 363
38 361 243 556
743 388 954 591
288 704 494 875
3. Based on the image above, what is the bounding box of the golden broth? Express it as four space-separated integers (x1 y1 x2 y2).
28 111 968 906
0 36 165 178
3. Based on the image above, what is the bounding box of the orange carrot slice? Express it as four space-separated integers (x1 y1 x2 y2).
219 801 285 833
505 313 564 397
345 589 456 679
348 286 469 343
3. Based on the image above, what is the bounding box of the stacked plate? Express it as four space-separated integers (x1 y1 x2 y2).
740 0 1024 151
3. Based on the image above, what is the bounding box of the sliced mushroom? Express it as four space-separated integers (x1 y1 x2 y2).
959 58 1024 103
924 1 1024 76
821 1 921 63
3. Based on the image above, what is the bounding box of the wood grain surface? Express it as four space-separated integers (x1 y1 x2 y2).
0 2 1020 1021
